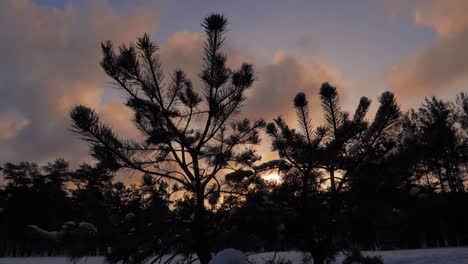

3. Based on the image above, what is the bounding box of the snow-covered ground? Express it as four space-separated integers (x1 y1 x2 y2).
248 247 468 264
1 247 467 264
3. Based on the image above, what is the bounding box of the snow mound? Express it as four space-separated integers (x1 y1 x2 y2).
209 248 249 264
25 225 61 242
76 221 97 237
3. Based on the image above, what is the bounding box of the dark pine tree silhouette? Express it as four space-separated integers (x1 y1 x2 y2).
455 92 468 130
264 83 401 264
70 13 264 264
408 96 466 192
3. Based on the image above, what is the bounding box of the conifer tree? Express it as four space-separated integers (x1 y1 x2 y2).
70 13 264 264
407 96 466 192
266 83 400 194
264 83 401 264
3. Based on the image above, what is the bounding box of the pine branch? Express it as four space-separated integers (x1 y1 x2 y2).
294 92 313 144
319 82 342 136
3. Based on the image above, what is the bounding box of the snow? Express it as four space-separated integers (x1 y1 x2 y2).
363 247 468 264
209 248 249 264
24 225 61 242
1 247 468 264
0 257 103 264
248 248 468 264
123 212 136 223
24 221 97 243
76 222 98 235
408 186 421 196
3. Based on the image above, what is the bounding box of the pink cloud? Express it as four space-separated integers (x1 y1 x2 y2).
0 0 160 164
387 0 468 99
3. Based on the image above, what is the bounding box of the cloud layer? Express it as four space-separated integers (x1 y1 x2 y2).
0 0 159 164
387 0 468 98
0 0 343 170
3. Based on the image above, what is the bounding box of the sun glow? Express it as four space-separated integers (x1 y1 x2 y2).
262 172 281 182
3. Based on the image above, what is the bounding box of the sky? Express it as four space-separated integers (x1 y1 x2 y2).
0 0 467 181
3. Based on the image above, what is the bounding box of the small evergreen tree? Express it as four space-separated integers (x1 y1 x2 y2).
70 13 264 264
264 83 400 264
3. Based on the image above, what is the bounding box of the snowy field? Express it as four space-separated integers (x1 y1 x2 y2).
1 247 468 264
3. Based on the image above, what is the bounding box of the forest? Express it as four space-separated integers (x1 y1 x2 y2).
0 13 467 264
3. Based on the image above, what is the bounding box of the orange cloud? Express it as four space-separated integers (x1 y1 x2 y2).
0 116 29 141
98 101 140 140
160 31 205 75
247 51 343 124
0 0 160 164
387 0 468 99
389 0 468 36
158 31 343 127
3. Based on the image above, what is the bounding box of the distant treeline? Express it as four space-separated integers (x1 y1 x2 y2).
0 90 466 261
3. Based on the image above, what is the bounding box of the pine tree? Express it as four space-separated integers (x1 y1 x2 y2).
407 96 466 192
266 84 400 194
70 13 264 264
264 83 401 264
455 92 468 130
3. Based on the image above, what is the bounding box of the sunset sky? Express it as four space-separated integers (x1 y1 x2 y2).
0 0 466 179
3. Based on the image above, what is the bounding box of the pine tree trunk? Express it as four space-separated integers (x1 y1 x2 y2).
329 168 336 192
310 247 327 264
437 166 446 192
312 254 326 264
192 189 212 264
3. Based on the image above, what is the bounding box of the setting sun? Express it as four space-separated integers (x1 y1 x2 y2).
262 172 281 182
